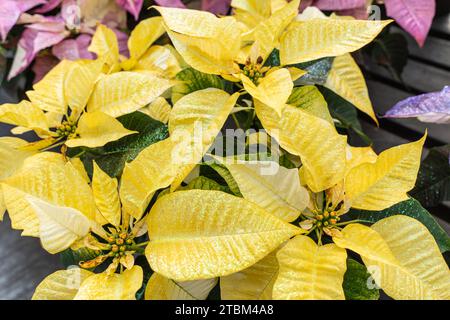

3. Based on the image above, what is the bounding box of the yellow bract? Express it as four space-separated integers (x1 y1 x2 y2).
65 111 137 148
213 157 309 222
139 97 171 124
221 250 279 300
280 19 392 65
88 24 121 72
87 72 175 118
32 268 94 300
145 273 217 300
325 54 378 124
345 134 426 210
0 101 50 137
92 162 121 226
273 235 347 300
74 266 143 300
146 190 301 281
333 217 450 300
127 17 165 63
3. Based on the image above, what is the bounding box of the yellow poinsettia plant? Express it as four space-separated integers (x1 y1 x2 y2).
0 0 449 301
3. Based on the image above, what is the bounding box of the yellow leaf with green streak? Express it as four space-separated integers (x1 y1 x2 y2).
273 235 347 300
146 190 301 281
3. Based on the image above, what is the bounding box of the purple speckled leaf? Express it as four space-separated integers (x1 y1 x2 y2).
314 0 366 10
384 86 450 124
32 53 59 83
52 34 94 60
154 0 186 9
384 0 435 47
201 0 231 15
7 27 67 80
33 0 64 14
0 0 46 41
115 0 143 20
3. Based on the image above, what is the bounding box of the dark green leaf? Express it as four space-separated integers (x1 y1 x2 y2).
319 86 372 146
293 57 334 85
134 255 153 300
205 163 242 196
343 259 380 300
348 198 450 253
411 145 450 207
60 247 99 269
171 67 225 104
181 176 231 193
264 49 281 67
370 32 408 80
72 112 168 177
279 154 297 169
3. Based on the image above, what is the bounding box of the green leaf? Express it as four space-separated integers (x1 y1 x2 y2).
348 198 450 253
293 57 334 86
204 163 242 196
319 86 372 146
171 67 225 104
181 176 231 193
72 112 168 178
369 32 408 81
134 255 153 300
264 49 281 67
411 145 450 207
343 259 380 300
60 247 99 269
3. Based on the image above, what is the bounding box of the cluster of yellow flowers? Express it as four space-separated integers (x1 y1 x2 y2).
0 0 449 300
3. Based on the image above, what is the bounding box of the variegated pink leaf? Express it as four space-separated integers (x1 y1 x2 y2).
0 0 46 41
33 0 64 14
338 5 369 19
7 27 67 80
115 0 143 20
112 28 130 57
201 0 231 15
300 0 314 12
154 0 186 9
314 0 366 10
384 86 450 124
52 34 94 60
384 0 436 47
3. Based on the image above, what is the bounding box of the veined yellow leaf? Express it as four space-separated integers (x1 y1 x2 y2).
345 145 377 175
273 235 347 300
69 158 90 183
74 266 143 300
145 273 217 300
169 89 239 191
232 0 271 30
325 54 377 124
287 85 333 124
213 157 308 222
128 17 165 61
88 24 120 72
26 196 92 254
65 111 137 148
255 101 347 192
280 19 391 65
345 134 426 210
64 59 105 112
0 137 36 180
32 268 94 300
146 190 301 281
241 68 293 115
87 72 174 117
120 138 176 220
251 0 299 60
221 250 278 300
132 45 181 78
2 153 97 236
140 97 171 124
333 217 450 300
26 60 75 114
0 100 49 135
92 162 121 227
